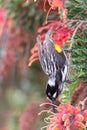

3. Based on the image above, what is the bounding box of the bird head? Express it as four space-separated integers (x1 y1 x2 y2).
46 77 63 101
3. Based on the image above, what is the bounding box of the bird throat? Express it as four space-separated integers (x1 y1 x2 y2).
48 78 55 86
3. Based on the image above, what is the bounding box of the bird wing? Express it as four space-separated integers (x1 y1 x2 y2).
37 28 56 76
37 35 50 75
37 28 68 80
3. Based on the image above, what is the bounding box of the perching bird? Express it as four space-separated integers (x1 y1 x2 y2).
37 28 68 103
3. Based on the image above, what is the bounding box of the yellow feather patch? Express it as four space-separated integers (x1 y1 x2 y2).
54 43 62 53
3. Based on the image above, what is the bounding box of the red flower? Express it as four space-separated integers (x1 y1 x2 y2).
41 103 87 130
52 26 71 47
48 0 65 9
47 113 64 130
83 110 87 121
75 114 84 122
73 121 85 130
28 43 38 66
56 104 75 114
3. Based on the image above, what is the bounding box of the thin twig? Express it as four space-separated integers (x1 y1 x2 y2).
58 19 87 29
70 22 83 49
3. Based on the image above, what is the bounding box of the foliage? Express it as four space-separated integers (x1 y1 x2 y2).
66 0 87 20
0 0 46 31
71 27 87 83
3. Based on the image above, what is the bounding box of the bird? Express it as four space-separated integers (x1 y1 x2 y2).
37 27 68 104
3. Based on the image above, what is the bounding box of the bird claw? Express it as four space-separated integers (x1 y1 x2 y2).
64 48 72 53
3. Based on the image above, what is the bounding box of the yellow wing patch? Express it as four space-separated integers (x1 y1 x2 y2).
54 43 62 53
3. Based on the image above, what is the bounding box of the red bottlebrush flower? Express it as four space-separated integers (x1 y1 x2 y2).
44 0 67 23
38 20 71 48
75 106 81 114
40 102 87 130
83 110 87 121
28 43 39 66
56 104 75 114
47 113 64 130
52 26 71 47
73 121 85 130
38 20 61 31
48 0 65 10
75 114 84 122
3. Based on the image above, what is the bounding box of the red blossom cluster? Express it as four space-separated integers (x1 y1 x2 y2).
36 0 65 11
47 0 65 10
43 104 87 130
45 0 67 23
19 103 39 130
52 26 71 47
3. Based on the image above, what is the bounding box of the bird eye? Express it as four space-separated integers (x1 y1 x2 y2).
48 92 51 96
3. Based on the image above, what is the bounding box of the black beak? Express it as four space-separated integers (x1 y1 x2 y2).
52 98 56 113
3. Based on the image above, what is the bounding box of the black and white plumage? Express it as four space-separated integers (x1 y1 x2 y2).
37 28 68 102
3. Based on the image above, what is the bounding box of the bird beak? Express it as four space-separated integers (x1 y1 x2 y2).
52 98 56 113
